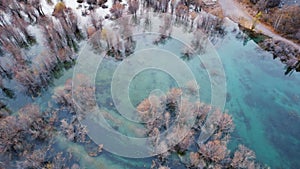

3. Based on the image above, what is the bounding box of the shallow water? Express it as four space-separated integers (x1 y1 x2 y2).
217 27 300 168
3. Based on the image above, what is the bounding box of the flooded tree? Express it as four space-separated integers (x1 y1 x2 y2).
11 16 35 45
110 1 125 19
199 140 229 163
118 16 136 57
193 0 203 12
14 67 40 96
128 0 139 16
134 88 262 168
52 2 82 51
231 145 256 169
30 0 45 17
16 149 47 169
175 3 189 21
190 11 197 29
0 1 278 168
90 11 104 31
0 104 52 158
0 59 12 78
2 41 26 65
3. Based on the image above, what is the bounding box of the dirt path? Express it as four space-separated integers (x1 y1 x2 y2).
218 0 300 50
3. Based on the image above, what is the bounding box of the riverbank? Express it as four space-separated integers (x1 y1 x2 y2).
212 0 300 74
218 0 300 50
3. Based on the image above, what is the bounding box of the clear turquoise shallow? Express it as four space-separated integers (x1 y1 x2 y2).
217 33 300 168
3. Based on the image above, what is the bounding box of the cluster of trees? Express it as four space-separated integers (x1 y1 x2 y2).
261 5 300 43
0 110 76 169
246 0 300 43
53 76 103 155
251 0 281 10
151 11 225 52
0 104 53 167
137 0 205 14
136 86 263 169
0 1 84 97
0 0 227 97
260 39 300 75
0 76 99 168
87 16 137 60
77 0 108 10
53 76 96 115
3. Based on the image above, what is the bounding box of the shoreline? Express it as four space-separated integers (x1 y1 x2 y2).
217 0 300 50
213 0 300 74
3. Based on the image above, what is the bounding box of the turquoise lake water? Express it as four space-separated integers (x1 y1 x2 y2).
3 14 300 168
218 33 300 169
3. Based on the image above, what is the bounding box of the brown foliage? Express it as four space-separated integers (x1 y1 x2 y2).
231 144 256 169
218 113 234 134
166 88 182 102
53 2 67 17
185 80 199 95
17 149 46 168
110 1 125 19
199 140 228 163
134 88 262 167
128 0 139 15
0 104 51 156
136 98 152 121
54 76 95 118
175 4 189 20
189 152 201 167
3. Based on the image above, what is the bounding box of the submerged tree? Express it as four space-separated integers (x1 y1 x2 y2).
128 0 139 16
231 145 256 169
0 104 52 158
135 88 263 168
199 140 229 163
110 1 125 19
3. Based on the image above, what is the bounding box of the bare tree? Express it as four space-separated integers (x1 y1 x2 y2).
231 145 256 169
128 0 139 16
110 1 125 19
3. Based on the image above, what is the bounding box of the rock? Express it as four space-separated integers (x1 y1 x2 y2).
104 14 110 19
250 0 259 4
266 0 281 8
287 53 295 59
279 55 287 61
296 31 300 41
286 58 298 67
98 144 103 153
88 152 97 157
101 4 108 9
274 46 282 53
87 0 97 5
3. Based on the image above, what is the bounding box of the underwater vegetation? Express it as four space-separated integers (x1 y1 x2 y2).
136 87 267 169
